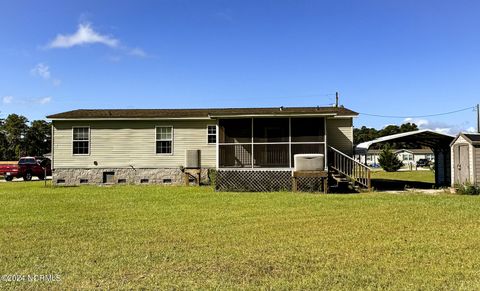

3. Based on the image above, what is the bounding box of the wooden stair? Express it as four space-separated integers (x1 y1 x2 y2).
328 146 372 192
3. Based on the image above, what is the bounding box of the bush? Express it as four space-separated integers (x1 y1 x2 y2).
378 146 403 172
208 168 217 187
455 183 480 195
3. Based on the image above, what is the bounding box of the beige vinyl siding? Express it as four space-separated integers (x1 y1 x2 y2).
475 146 480 185
326 118 353 156
52 120 216 169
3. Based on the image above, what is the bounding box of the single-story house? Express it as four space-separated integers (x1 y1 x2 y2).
47 106 368 191
354 148 434 166
450 133 480 186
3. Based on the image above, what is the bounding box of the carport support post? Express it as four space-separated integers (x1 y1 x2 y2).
434 148 439 187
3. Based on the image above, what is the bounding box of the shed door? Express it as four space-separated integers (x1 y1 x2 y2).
454 144 470 184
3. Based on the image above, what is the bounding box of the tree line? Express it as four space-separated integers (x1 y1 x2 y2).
0 114 51 161
353 122 419 148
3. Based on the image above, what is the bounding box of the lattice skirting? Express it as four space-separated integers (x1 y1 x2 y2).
215 170 327 192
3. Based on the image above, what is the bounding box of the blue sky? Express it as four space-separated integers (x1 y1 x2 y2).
0 0 479 134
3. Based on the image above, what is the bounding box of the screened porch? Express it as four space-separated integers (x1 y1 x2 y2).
217 117 326 168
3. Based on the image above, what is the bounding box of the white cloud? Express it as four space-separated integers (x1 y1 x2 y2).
30 63 51 79
129 47 147 58
2 96 13 104
45 21 152 59
466 126 477 133
403 118 474 135
403 117 428 128
36 96 52 104
47 23 119 48
30 63 61 86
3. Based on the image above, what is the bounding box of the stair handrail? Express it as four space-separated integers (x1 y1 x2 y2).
328 146 372 191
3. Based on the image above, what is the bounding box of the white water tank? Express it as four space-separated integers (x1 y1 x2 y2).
294 154 325 171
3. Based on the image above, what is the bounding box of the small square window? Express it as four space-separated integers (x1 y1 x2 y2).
207 125 216 144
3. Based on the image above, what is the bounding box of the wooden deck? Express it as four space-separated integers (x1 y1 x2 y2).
292 170 328 193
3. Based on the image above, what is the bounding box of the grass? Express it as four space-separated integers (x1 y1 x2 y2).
1 182 480 289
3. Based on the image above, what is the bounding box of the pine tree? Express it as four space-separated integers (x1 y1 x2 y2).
378 145 403 172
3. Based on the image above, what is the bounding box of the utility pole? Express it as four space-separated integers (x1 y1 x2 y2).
335 92 339 107
477 104 480 133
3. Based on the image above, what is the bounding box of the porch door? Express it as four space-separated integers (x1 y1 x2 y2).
454 144 470 184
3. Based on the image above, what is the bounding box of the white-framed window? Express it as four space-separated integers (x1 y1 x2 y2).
73 127 90 155
207 125 216 144
402 153 413 161
156 126 173 154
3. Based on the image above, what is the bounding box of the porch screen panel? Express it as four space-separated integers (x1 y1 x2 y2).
253 118 289 143
253 144 289 168
219 144 252 168
219 119 252 143
291 118 325 142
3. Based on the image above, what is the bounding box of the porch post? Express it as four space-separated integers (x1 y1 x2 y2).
324 117 328 170
251 118 254 169
289 117 292 168
215 119 219 169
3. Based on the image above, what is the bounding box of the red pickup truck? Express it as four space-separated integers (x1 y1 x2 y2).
0 157 52 181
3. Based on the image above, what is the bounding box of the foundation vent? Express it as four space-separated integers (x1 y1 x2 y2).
103 172 115 184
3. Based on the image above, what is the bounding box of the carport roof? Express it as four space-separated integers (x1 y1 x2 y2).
355 129 455 154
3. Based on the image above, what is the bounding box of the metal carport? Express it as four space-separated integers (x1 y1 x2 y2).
355 129 455 187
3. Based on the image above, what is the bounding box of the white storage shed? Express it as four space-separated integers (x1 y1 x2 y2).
451 133 480 186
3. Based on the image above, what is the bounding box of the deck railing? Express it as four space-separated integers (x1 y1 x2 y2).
328 146 371 190
219 143 325 168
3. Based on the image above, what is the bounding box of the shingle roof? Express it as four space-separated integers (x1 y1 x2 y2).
463 133 480 142
47 106 358 119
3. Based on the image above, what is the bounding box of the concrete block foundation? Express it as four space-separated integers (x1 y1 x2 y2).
53 168 210 186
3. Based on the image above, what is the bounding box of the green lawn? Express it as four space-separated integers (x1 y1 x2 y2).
1 182 480 289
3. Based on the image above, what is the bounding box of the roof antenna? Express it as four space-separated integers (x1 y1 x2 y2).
335 92 339 107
